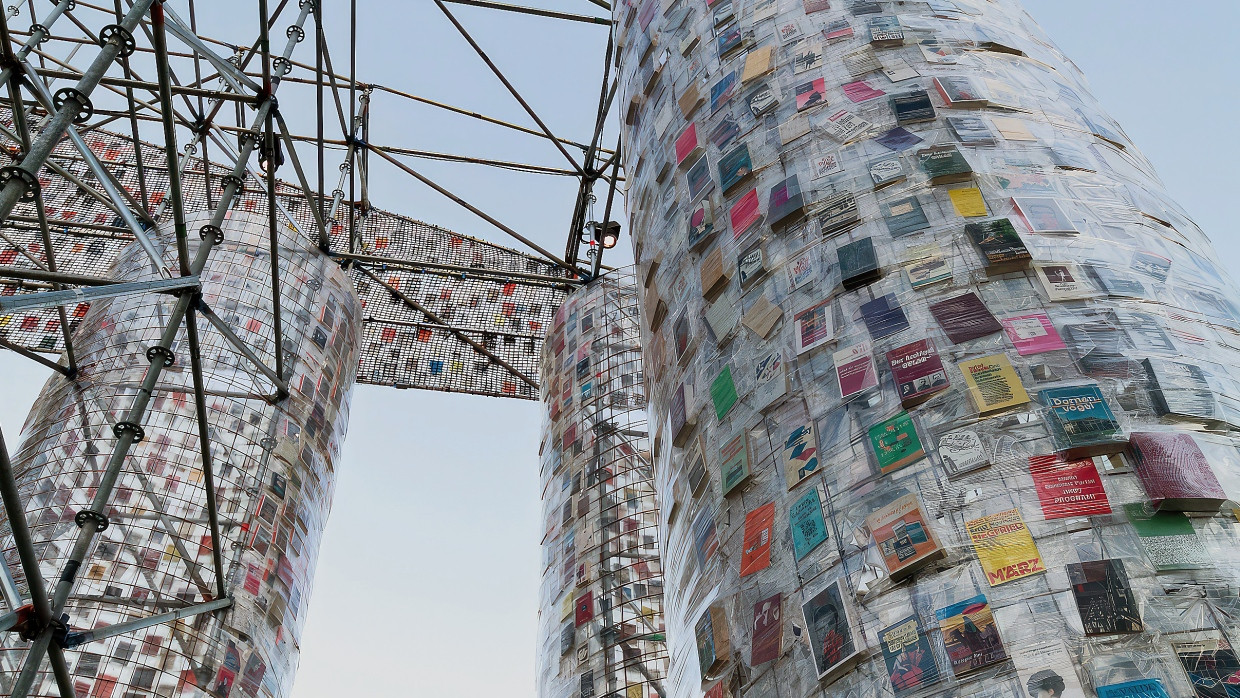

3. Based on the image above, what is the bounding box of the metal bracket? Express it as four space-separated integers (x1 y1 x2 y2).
221 173 245 194
0 166 39 202
53 87 94 123
99 24 136 56
73 510 109 532
28 24 49 45
112 421 145 443
199 224 224 244
145 345 175 367
286 25 305 43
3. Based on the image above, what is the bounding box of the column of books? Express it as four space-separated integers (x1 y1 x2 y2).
616 0 1240 696
0 212 361 698
538 269 669 698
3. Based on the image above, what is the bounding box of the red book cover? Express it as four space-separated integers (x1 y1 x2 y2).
675 122 700 165
730 188 761 238
886 339 949 407
740 501 776 576
751 593 783 665
929 292 1002 344
1127 432 1226 511
575 591 593 627
834 342 878 399
1028 455 1111 520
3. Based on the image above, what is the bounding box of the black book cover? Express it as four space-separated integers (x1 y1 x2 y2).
917 145 973 184
964 218 1031 273
768 174 805 226
860 293 909 339
1067 559 1142 636
928 292 1002 344
819 192 861 237
892 89 936 125
838 237 880 290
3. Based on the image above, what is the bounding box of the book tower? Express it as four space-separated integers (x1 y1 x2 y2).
538 269 669 698
617 0 1240 696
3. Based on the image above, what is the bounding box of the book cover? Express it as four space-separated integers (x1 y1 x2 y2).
935 595 1007 676
786 246 816 290
1014 197 1077 234
868 154 907 189
938 428 989 477
882 195 929 237
710 114 741 149
695 605 731 676
743 296 783 340
791 40 823 73
932 76 988 107
675 122 702 167
1028 455 1112 520
802 581 863 681
930 292 1002 344
747 83 778 117
818 191 861 236
892 89 935 125
711 366 738 420
670 382 697 447
716 24 744 59
994 602 1088 698
904 251 951 289
1170 631 1240 693
842 46 880 76
886 339 948 408
1000 312 1066 355
838 236 880 290
751 594 782 665
1124 503 1210 571
1067 559 1142 636
737 243 766 290
824 17 853 40
946 115 996 145
966 508 1045 586
948 186 988 217
753 350 788 412
835 342 878 399
1127 432 1226 512
790 487 828 559
700 246 729 298
866 15 903 46
916 144 973 184
869 411 925 474
691 505 718 566
740 501 776 577
860 293 909 340
729 188 761 238
1095 680 1169 698
1141 358 1220 424
826 109 872 143
710 71 737 113
795 77 827 111
879 615 941 696
1038 384 1125 457
576 591 594 627
740 45 775 83
793 299 835 354
964 218 1031 274
719 143 753 193
866 493 943 578
720 431 751 495
843 79 886 103
809 148 843 179
673 310 696 365
782 422 820 489
687 200 716 251
687 154 714 201
1034 263 1095 301
767 174 805 226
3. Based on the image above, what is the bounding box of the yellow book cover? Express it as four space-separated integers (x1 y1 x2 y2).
957 353 1029 414
965 508 1045 586
742 45 775 83
948 187 988 217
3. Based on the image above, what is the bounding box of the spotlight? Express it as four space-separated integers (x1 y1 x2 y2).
596 221 621 249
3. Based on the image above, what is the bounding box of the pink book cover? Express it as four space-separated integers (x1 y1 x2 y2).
1128 432 1226 509
675 123 699 165
1000 312 1066 355
842 80 885 103
835 342 878 398
730 189 761 238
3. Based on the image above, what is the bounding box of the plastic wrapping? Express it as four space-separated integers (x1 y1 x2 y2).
538 269 669 698
616 0 1240 696
0 211 360 697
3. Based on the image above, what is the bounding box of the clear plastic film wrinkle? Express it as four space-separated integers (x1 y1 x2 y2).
616 0 1240 697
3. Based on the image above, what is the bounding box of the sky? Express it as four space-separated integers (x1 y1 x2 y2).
0 0 1238 696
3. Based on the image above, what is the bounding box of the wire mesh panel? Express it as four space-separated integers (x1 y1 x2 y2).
0 107 569 399
0 211 361 698
618 0 1240 697
538 268 668 698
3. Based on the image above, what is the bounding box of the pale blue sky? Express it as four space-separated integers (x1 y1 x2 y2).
0 1 1237 696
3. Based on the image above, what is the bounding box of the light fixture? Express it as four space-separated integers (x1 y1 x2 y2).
597 221 621 249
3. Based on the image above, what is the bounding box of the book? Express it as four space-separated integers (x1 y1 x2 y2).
705 293 741 342
687 200 717 251
753 350 788 410
716 24 744 59
740 45 775 83
860 293 909 340
786 246 816 290
675 123 703 167
867 493 943 579
835 342 878 399
868 154 907 190
903 248 951 289
809 148 843 179
1124 503 1209 571
700 246 729 298
935 595 1007 676
710 365 738 420
919 37 956 63
782 422 820 489
866 15 903 47
992 115 1037 141
795 77 827 111
881 196 930 237
792 299 834 354
737 243 766 290
826 109 872 143
1095 680 1170 698
747 83 779 117
948 187 988 217
790 487 828 559
1034 263 1095 301
750 594 782 665
891 89 935 125
818 191 861 236
842 46 880 76
575 591 594 627
1028 455 1112 520
687 154 714 201
993 601 1088 698
802 581 863 682
1038 384 1125 458
1000 313 1066 355
695 605 731 676
709 114 741 149
678 83 705 118
670 382 697 446
958 353 1030 414
964 218 1031 275
673 310 696 366
1014 197 1077 234
874 126 923 151
932 76 988 108
869 412 925 475
1141 358 1221 425
879 615 942 696
842 79 885 102
743 295 783 339
729 189 761 238
929 292 1002 344
767 174 805 227
718 143 753 193
791 39 823 73
938 428 989 477
838 237 881 290
825 17 853 40
917 145 973 185
1067 559 1142 636
720 431 751 495
710 71 737 113
691 506 719 565
740 501 776 576
966 508 1044 586
946 115 996 145
881 57 919 82
887 339 948 408
1126 432 1225 512
1170 631 1240 693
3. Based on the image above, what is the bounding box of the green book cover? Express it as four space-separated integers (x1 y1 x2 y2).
711 365 739 420
868 411 925 474
1124 504 1210 571
916 145 972 181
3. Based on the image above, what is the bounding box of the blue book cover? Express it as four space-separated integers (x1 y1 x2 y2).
789 488 828 560
1037 383 1122 452
1095 679 1169 698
